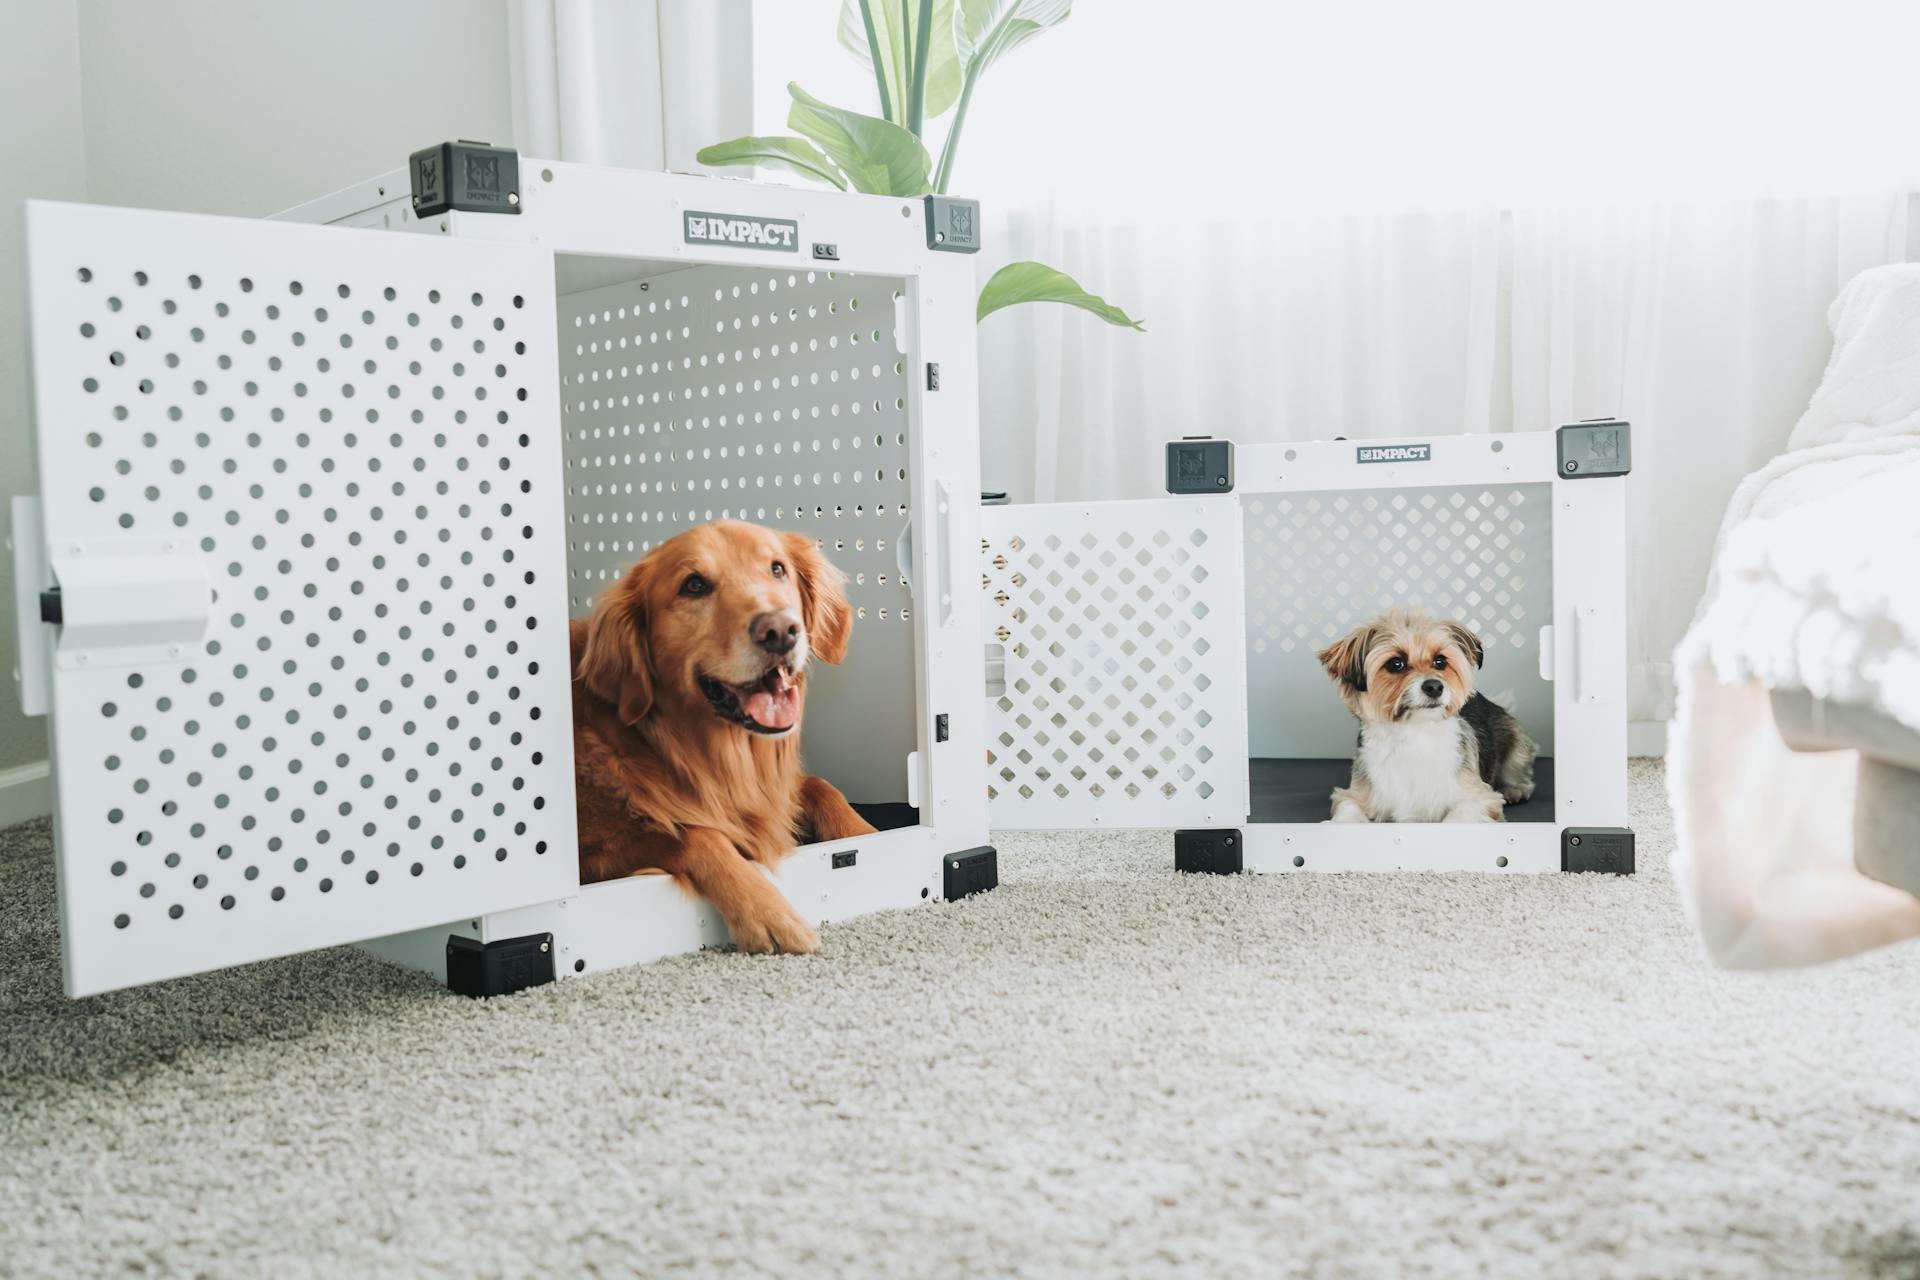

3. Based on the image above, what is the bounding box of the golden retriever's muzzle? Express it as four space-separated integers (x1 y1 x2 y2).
697 608 807 734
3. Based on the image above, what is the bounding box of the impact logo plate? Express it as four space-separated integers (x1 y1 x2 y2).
683 210 799 253
1356 443 1431 464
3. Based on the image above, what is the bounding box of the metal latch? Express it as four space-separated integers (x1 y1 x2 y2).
985 642 1007 699
45 537 213 669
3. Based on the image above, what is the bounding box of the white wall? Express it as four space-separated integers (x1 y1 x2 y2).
0 0 515 815
0 0 89 802
74 0 514 217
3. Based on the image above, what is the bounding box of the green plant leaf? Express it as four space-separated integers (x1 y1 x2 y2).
786 83 932 196
694 135 848 190
955 0 1071 76
977 261 1144 329
935 0 1070 192
838 0 961 125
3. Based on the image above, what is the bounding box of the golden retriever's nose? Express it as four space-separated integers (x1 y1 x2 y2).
751 610 802 656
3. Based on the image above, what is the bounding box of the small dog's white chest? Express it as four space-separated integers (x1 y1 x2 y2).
1359 718 1469 822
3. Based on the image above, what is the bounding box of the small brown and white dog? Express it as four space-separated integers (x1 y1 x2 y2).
1315 609 1536 823
570 521 876 954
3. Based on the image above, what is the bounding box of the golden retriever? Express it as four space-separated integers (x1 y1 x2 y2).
570 520 876 953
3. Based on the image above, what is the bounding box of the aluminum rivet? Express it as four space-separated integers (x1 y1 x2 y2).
508 192 520 206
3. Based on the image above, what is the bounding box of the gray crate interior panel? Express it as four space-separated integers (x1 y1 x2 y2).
1248 757 1556 824
1242 483 1554 758
554 258 915 804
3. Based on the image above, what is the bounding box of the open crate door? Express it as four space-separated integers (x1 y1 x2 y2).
18 201 579 995
981 498 1249 829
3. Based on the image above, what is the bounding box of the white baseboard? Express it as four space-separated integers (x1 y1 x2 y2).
1627 720 1668 758
0 760 52 829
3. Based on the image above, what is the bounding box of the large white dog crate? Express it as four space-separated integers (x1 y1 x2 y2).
981 427 1634 874
10 144 995 998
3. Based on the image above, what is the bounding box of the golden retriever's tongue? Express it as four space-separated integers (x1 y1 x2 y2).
741 673 798 730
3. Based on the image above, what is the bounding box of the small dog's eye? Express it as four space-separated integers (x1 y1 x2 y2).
679 574 711 597
1385 656 1407 674
770 560 786 578
1432 654 1447 670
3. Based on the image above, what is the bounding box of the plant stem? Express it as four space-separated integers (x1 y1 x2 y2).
906 0 932 137
859 0 893 125
932 66 977 194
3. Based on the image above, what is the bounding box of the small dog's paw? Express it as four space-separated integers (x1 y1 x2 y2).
1501 785 1534 806
727 899 819 955
1444 800 1502 824
1331 803 1369 824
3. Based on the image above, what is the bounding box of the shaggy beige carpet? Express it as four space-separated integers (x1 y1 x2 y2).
4 761 1920 1278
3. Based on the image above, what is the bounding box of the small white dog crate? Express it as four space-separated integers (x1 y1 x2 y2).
981 427 1633 873
10 145 993 997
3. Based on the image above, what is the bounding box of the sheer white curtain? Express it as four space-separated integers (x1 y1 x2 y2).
979 197 1910 722
750 0 1920 725
508 0 751 171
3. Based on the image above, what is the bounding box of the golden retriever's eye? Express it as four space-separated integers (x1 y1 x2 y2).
1432 654 1448 670
770 560 786 578
679 573 711 598
1384 655 1407 674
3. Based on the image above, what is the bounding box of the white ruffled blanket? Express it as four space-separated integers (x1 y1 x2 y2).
1672 264 1920 969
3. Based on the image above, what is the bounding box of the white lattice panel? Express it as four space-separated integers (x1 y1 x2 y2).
24 201 579 995
981 499 1249 829
554 263 916 798
1242 483 1554 757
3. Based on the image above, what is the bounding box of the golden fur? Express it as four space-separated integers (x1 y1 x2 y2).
570 521 875 953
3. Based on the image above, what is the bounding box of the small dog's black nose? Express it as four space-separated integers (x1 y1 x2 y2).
1420 678 1445 699
750 610 801 655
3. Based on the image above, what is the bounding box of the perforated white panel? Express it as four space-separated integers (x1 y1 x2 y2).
554 263 916 800
25 201 578 996
1242 484 1554 757
981 499 1249 829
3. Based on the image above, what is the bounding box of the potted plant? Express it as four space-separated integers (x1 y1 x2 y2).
698 0 1142 330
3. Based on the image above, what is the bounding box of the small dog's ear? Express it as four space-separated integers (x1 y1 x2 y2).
785 531 853 664
1444 621 1486 669
1317 624 1375 691
577 576 653 724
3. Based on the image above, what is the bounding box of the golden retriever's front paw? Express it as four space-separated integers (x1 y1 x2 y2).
726 898 819 955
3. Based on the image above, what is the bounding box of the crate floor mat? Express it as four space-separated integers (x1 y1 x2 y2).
1249 756 1557 824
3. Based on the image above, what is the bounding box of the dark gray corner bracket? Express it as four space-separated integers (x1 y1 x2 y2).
1174 829 1243 875
410 141 522 219
446 931 554 998
1166 438 1235 494
1556 419 1631 479
1561 827 1635 875
924 195 981 253
944 846 999 900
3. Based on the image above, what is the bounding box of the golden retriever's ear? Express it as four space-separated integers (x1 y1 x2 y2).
577 581 653 724
1443 621 1485 669
785 531 853 665
1317 624 1376 692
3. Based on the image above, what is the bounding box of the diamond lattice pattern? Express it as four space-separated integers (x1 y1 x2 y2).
981 500 1247 828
